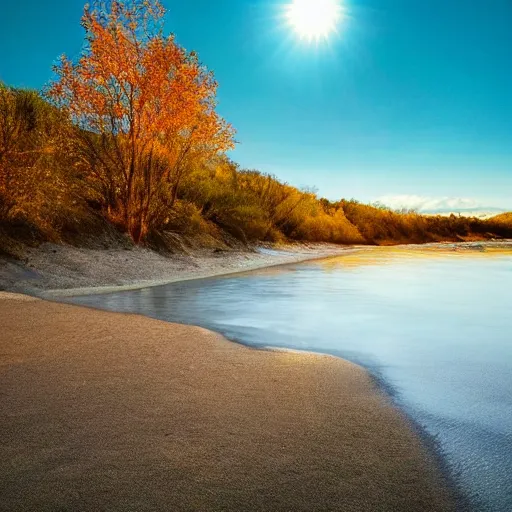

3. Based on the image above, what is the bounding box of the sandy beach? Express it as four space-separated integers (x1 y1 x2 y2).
0 293 457 511
0 242 359 297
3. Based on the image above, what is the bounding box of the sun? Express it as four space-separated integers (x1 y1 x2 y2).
286 0 344 41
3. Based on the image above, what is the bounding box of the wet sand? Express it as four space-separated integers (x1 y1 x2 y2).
0 294 457 511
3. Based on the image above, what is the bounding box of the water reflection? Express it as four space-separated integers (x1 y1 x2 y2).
69 247 512 512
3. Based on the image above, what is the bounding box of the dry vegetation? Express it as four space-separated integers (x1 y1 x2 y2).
490 212 512 227
1 0 510 258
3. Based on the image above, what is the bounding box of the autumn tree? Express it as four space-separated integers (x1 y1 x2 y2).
48 0 235 242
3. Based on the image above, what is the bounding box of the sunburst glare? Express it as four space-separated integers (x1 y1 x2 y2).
286 0 346 41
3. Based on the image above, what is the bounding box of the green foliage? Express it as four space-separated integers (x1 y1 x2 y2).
178 159 364 244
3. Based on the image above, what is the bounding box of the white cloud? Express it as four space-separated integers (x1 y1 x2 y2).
375 195 504 214
376 195 478 212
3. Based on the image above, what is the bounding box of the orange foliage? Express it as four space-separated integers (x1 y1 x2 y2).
48 0 234 242
3 1 510 249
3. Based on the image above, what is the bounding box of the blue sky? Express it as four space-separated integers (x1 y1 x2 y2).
1 0 511 210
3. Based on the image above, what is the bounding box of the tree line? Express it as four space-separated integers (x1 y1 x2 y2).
1 0 510 253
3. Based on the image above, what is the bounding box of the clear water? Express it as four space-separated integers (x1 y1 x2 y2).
69 247 512 511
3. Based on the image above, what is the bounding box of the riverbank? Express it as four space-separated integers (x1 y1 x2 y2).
0 242 361 297
0 293 458 511
3 239 511 299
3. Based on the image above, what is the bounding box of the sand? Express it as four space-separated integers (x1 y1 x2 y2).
2 240 509 298
0 242 358 297
0 294 457 511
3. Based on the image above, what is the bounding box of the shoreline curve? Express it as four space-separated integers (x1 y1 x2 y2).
0 293 460 511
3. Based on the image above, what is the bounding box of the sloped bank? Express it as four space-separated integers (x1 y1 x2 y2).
0 241 362 297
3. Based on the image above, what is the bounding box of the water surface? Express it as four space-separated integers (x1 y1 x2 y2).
69 246 512 511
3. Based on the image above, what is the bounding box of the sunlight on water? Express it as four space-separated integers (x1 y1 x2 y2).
70 246 512 512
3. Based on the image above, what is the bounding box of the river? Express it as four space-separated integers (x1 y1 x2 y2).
68 245 512 511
